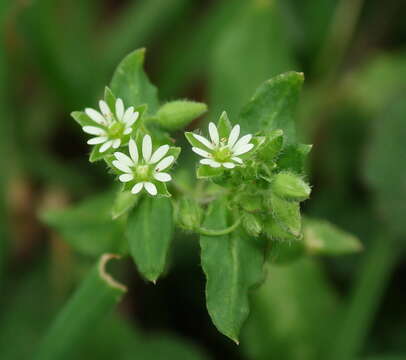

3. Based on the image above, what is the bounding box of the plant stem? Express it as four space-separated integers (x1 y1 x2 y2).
198 218 241 237
328 234 398 360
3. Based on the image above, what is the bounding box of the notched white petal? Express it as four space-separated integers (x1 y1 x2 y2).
144 182 157 196
142 135 152 162
114 152 133 167
119 174 134 182
154 172 171 182
208 122 219 145
124 127 132 135
99 140 113 153
99 100 110 117
122 107 134 124
129 138 138 163
112 139 121 149
85 108 106 125
115 98 124 120
131 182 143 194
155 156 174 172
233 143 254 156
150 145 170 164
200 159 221 168
222 162 235 169
192 147 211 158
231 156 243 164
192 134 214 149
112 160 131 173
228 124 240 147
83 126 105 136
233 134 252 150
87 136 107 145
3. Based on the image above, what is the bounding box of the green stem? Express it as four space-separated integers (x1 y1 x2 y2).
328 234 398 360
198 218 241 237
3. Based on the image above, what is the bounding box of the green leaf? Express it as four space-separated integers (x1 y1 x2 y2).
242 258 339 360
303 217 363 256
239 72 304 143
33 255 127 360
269 194 301 237
112 190 139 220
277 143 312 173
200 199 266 343
196 165 224 179
126 197 173 282
40 191 127 256
110 49 159 114
156 100 207 131
257 129 284 162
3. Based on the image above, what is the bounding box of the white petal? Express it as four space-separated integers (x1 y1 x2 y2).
192 134 214 149
99 140 113 153
154 172 171 182
222 162 235 169
126 111 139 127
99 100 110 117
208 122 219 145
228 125 240 147
231 156 243 164
122 107 134 124
114 152 133 167
119 174 134 182
87 136 107 145
233 143 254 156
144 182 157 196
149 145 169 164
192 147 211 158
142 135 152 162
155 156 174 172
112 139 121 149
129 138 138 163
124 127 132 135
83 126 105 136
200 158 221 168
112 160 131 173
131 182 143 194
115 98 124 120
233 134 252 150
85 108 106 125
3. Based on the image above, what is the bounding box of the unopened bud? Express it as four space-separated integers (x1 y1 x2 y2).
242 213 262 237
176 198 202 231
272 172 311 201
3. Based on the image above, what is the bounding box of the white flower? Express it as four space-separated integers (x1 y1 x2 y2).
82 98 139 153
112 135 175 196
190 122 254 168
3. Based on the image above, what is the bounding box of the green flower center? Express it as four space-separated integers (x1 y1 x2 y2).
135 164 151 181
214 147 232 162
109 122 124 138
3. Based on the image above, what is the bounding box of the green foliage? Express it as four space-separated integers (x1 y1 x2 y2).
110 49 159 114
126 197 173 282
34 255 127 360
200 200 266 343
40 191 127 256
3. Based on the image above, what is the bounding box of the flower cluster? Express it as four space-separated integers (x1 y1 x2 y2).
112 135 175 196
82 98 139 153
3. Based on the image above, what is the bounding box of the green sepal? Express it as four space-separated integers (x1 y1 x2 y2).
196 165 224 179
155 182 171 197
263 216 301 242
104 86 117 110
278 143 312 173
156 100 207 131
217 111 232 138
272 171 311 201
241 212 262 237
89 146 108 163
269 193 302 237
175 197 203 231
185 132 212 152
71 111 94 128
111 190 139 219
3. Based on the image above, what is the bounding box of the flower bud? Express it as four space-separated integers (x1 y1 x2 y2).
175 198 202 231
272 172 311 201
263 216 300 241
156 100 207 131
242 213 262 237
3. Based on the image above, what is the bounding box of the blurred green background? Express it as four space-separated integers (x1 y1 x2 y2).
1 0 406 359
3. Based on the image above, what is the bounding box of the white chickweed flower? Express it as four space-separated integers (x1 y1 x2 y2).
112 135 175 196
190 122 254 168
82 98 139 153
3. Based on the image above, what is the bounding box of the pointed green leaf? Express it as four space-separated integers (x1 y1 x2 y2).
278 143 312 173
111 190 139 219
200 200 266 342
110 49 159 113
239 72 304 143
196 165 224 179
126 197 173 282
303 218 362 256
